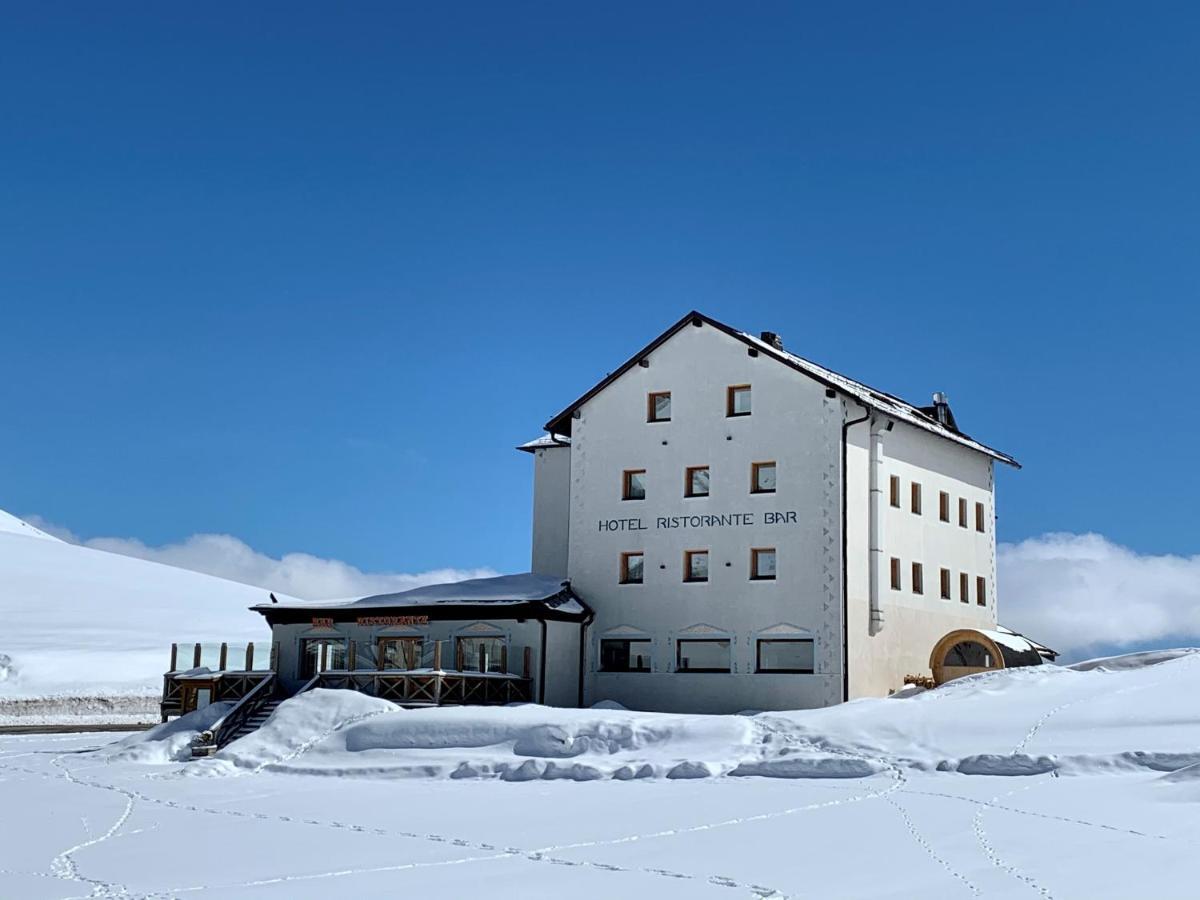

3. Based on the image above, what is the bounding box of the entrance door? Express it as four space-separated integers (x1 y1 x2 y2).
300 638 348 679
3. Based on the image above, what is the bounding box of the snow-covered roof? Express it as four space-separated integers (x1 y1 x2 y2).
253 573 590 621
542 311 1018 467
516 434 571 453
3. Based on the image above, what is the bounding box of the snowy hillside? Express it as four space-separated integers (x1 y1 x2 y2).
0 512 289 703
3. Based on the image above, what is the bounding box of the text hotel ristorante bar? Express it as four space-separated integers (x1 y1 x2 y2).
598 510 799 532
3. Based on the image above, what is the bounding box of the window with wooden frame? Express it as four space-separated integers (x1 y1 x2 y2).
890 557 902 590
378 637 423 670
940 568 952 600
620 552 644 584
977 576 987 606
975 502 987 533
756 638 814 673
911 482 922 515
685 465 710 498
727 384 752 417
647 391 671 423
939 491 950 522
912 562 924 595
750 547 777 581
959 572 970 604
683 550 709 582
751 461 776 494
622 468 646 500
890 475 901 507
676 639 730 673
959 497 968 528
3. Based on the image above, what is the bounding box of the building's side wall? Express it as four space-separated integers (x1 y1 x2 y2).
530 445 571 577
845 418 998 699
542 619 582 707
567 322 844 714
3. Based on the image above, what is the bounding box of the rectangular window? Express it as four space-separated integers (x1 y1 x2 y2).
620 552 644 584
939 491 950 522
623 469 646 500
959 572 969 604
684 550 709 582
912 562 924 595
751 461 777 494
977 576 987 606
727 384 752 417
647 391 671 423
756 639 814 673
751 547 777 580
890 557 902 590
911 482 922 515
975 502 986 533
959 497 968 528
685 465 710 497
676 639 730 673
378 637 423 670
940 568 951 600
890 475 900 508
456 636 505 674
600 639 651 672
300 638 347 679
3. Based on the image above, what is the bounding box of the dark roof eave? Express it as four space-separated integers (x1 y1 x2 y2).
542 310 1020 468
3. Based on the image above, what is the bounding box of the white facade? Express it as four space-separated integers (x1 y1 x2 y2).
526 312 1015 714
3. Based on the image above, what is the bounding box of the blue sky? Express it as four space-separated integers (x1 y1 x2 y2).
1 2 1197 583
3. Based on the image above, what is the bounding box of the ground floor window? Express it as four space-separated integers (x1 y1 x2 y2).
600 638 651 672
756 639 814 673
378 637 423 670
300 638 348 678
676 639 730 673
456 636 506 673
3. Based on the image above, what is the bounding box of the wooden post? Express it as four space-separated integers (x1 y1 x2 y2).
348 640 357 671
433 640 442 672
245 643 254 671
193 643 202 668
320 641 328 672
169 643 178 672
455 640 464 672
523 646 532 679
376 640 385 671
500 644 508 674
218 642 228 671
270 641 279 672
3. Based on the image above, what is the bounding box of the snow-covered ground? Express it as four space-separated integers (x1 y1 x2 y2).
1 649 1198 898
0 511 283 722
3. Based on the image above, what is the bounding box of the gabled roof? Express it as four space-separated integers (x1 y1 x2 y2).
542 310 1018 467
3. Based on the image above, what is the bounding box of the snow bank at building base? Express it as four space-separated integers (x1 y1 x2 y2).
108 647 1200 784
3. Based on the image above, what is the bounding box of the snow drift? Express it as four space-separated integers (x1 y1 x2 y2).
113 648 1200 784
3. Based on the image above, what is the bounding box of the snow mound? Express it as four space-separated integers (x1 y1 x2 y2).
112 648 1200 784
106 702 233 764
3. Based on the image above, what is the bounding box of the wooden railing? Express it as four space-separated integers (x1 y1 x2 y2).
191 673 278 756
316 670 533 706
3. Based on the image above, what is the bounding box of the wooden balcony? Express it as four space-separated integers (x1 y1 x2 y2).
316 669 534 706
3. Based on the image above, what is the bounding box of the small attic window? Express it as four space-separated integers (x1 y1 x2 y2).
727 385 752 417
648 391 671 423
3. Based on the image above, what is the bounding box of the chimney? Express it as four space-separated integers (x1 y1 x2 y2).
931 392 958 431
760 331 784 351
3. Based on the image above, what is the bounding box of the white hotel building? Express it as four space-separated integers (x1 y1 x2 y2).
520 310 1048 713
166 310 1054 734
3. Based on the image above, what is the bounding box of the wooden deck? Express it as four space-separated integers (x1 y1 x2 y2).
316 669 534 706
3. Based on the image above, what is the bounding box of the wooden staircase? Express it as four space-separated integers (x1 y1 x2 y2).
223 697 284 744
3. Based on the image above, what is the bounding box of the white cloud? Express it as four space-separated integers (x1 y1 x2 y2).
23 516 497 601
999 533 1200 659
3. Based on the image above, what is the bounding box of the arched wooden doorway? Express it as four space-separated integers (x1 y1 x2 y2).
929 629 1007 686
